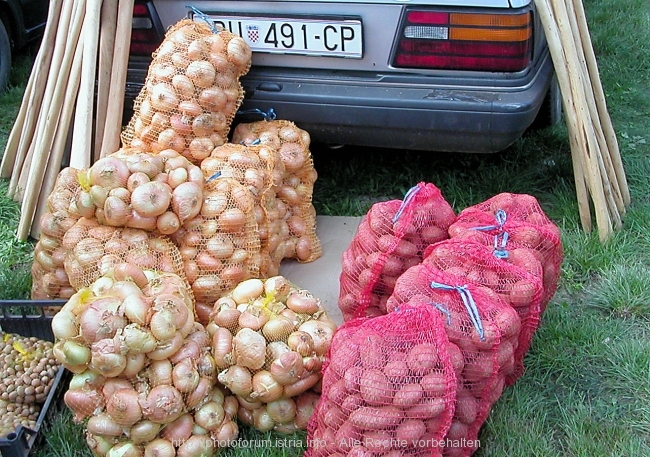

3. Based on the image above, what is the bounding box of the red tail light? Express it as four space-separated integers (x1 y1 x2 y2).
130 2 161 56
393 9 533 72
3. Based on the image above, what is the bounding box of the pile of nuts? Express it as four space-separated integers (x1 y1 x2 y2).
0 332 60 438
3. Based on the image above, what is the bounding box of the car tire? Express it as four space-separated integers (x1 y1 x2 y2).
531 73 562 130
0 19 11 92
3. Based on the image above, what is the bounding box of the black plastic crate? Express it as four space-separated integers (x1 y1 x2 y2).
0 300 68 457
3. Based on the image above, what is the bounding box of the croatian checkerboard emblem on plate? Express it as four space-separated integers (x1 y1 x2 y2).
247 25 260 43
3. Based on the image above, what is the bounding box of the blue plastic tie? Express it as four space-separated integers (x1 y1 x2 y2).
186 6 220 33
469 209 510 259
431 303 452 326
206 171 222 182
236 108 277 121
430 281 485 340
392 185 421 225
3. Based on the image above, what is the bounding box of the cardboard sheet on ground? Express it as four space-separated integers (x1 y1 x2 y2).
279 215 362 326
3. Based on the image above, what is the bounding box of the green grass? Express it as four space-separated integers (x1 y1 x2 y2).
2 0 650 455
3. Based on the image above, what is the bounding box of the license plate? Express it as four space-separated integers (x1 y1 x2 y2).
194 14 363 58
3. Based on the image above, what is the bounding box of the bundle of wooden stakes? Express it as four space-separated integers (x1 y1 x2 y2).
0 0 135 241
535 0 630 241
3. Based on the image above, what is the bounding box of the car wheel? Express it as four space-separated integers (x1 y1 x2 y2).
531 73 563 130
0 19 11 92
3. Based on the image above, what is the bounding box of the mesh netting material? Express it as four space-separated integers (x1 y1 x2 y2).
61 217 187 292
385 264 519 457
338 182 456 321
448 208 563 311
169 176 262 324
456 192 559 229
121 19 251 164
420 239 542 385
207 276 337 433
55 276 240 456
54 268 243 452
201 142 286 277
231 119 322 264
76 148 204 235
31 167 83 303
305 302 457 457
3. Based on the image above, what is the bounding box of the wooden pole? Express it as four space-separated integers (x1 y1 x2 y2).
8 0 74 198
70 0 102 169
16 0 86 240
93 0 119 162
100 0 134 157
30 40 84 240
0 0 62 179
570 0 630 207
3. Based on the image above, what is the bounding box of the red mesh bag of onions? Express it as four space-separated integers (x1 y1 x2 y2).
232 115 322 264
121 18 252 164
201 142 287 277
207 276 337 434
54 267 241 456
448 208 563 311
61 218 187 292
169 176 262 324
31 167 83 303
421 239 543 385
305 302 457 457
338 182 456 321
75 148 204 235
386 264 521 457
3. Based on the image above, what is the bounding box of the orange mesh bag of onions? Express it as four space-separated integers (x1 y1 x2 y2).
304 302 457 457
77 148 204 235
54 267 240 455
207 276 338 434
121 18 251 164
385 264 521 457
61 218 187 292
421 238 543 386
232 114 322 263
448 208 562 312
201 142 287 277
338 182 456 321
169 176 262 324
31 167 83 303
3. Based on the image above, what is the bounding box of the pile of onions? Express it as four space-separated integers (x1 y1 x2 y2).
0 400 40 439
52 266 195 376
168 176 262 324
385 265 522 457
31 167 83 302
338 182 456 321
0 332 61 405
75 148 204 235
207 276 337 433
201 142 288 277
231 120 323 264
420 239 543 385
0 332 61 439
84 383 239 457
62 322 239 457
61 217 187 291
121 19 252 164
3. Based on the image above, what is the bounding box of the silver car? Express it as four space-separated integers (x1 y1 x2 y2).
127 0 560 153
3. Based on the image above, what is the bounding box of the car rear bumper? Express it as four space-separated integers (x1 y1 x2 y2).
235 51 555 153
126 50 554 153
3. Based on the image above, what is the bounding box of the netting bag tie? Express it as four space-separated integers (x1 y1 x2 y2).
430 281 485 341
186 6 222 33
470 209 510 259
392 184 421 225
236 107 278 121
